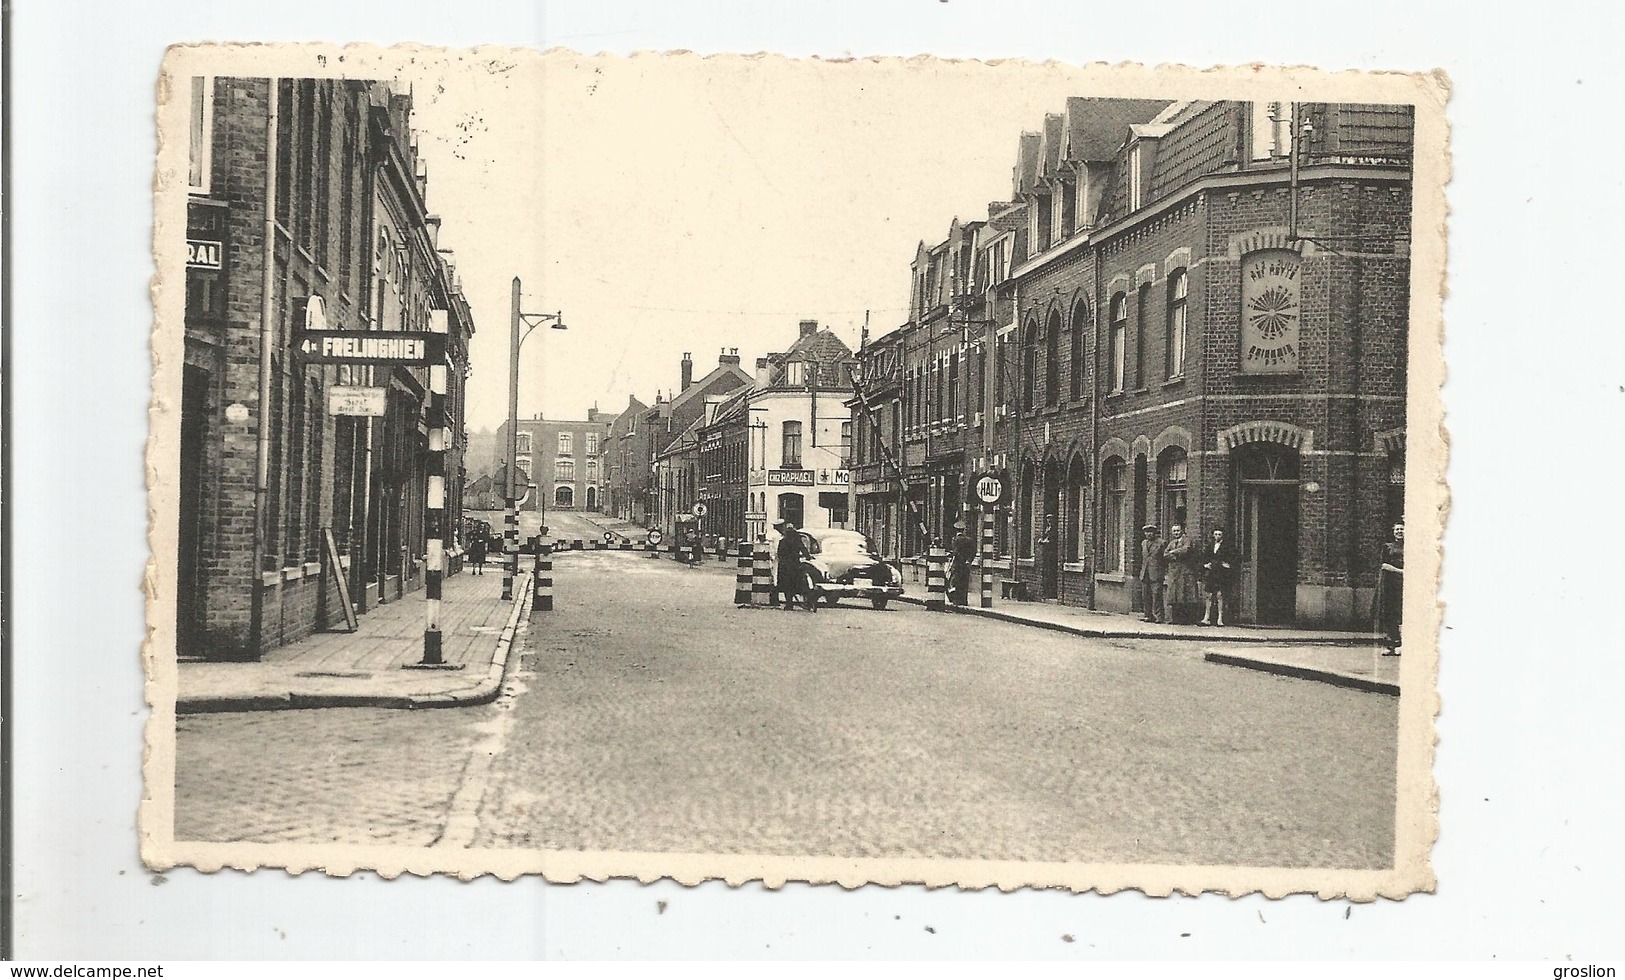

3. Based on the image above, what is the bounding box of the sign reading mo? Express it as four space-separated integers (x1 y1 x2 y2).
295 329 447 366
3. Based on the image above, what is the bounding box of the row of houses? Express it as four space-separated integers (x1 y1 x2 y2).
848 98 1413 627
179 76 479 659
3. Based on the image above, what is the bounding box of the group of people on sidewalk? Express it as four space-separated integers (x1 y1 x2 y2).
1136 523 1235 627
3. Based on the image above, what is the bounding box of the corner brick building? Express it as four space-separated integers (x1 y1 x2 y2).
851 99 1412 627
179 77 477 658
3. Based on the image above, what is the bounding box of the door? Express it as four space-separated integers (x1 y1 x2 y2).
778 491 804 529
1239 481 1300 624
176 364 210 658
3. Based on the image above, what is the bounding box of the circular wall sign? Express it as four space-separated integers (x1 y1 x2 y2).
975 473 1004 505
691 502 708 518
647 529 664 546
602 531 614 543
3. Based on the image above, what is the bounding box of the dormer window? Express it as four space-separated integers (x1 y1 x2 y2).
1060 176 1076 236
1129 144 1145 211
786 361 807 386
1250 101 1294 161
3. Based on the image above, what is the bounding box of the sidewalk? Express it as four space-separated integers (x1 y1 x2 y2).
1202 646 1401 696
897 591 1380 645
177 569 532 713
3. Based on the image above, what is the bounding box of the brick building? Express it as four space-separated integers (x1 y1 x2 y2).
633 350 754 531
178 76 477 659
603 393 649 522
697 389 751 541
495 407 615 514
850 98 1413 627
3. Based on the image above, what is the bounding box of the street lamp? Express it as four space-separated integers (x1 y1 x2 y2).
502 275 567 601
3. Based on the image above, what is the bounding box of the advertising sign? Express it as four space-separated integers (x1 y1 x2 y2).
186 239 223 269
326 385 388 417
767 469 815 486
1240 249 1302 374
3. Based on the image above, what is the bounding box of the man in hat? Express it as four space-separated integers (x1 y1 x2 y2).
949 517 977 605
773 520 813 611
1139 524 1168 623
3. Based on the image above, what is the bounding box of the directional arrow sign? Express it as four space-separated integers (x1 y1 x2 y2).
294 329 446 366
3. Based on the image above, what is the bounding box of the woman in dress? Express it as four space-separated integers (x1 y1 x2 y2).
1374 522 1404 655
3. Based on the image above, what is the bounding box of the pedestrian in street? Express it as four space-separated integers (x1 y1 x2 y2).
775 521 813 611
1373 521 1405 655
948 519 976 605
1198 527 1238 627
766 522 784 607
1162 522 1199 624
467 533 487 576
1138 524 1168 623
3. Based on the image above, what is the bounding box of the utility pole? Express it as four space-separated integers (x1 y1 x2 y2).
502 276 520 601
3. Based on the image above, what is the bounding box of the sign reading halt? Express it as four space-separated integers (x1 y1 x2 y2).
295 329 447 366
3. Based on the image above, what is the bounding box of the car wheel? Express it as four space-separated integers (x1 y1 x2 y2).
870 597 889 610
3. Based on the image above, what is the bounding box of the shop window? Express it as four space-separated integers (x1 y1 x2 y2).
1166 270 1188 379
1108 295 1127 394
1103 458 1128 573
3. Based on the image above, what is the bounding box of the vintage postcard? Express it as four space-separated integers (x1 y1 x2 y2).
143 43 1447 897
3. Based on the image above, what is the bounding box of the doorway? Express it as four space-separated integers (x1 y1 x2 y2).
1235 445 1300 624
777 491 804 529
177 363 211 658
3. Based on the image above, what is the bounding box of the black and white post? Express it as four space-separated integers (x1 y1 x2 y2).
422 309 451 665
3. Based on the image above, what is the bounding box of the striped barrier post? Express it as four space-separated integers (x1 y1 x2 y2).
500 503 517 602
925 546 947 612
734 541 753 606
979 509 995 609
533 543 553 612
419 312 450 665
571 539 583 551
751 541 773 607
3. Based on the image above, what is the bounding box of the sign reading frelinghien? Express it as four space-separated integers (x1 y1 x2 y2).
295 329 447 365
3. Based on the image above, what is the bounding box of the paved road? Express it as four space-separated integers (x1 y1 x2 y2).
175 548 1398 867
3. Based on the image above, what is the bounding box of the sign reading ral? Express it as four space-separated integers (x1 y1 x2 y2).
186 240 223 269
295 329 447 366
327 385 387 417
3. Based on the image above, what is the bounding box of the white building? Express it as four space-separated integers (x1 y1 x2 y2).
742 321 856 541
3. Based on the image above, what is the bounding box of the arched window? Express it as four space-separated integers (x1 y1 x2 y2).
1157 448 1189 531
1135 283 1152 389
1021 319 1038 411
1166 270 1188 379
1102 457 1128 572
1064 455 1087 561
1044 310 1061 407
585 485 598 511
1069 299 1088 401
1108 295 1127 394
555 484 574 508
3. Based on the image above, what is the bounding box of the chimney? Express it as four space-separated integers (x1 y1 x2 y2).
755 357 771 388
799 319 819 338
680 352 694 392
718 346 741 367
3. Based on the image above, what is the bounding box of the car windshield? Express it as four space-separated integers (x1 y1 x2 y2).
816 533 877 557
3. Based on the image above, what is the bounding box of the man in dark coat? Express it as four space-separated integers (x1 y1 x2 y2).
1374 521 1404 654
775 521 814 611
1138 524 1168 623
1198 527 1239 627
948 519 977 605
467 534 487 576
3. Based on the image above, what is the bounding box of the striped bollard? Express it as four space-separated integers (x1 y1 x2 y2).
644 536 656 558
925 546 947 612
734 541 753 606
751 541 773 606
420 311 450 665
500 500 517 601
979 509 995 609
533 543 553 612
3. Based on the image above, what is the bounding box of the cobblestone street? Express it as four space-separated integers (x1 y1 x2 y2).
175 546 1397 867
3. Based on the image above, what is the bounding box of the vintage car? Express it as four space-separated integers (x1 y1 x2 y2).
797 528 905 609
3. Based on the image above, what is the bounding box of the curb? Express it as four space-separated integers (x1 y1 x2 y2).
1203 650 1400 697
893 593 1380 646
176 573 534 714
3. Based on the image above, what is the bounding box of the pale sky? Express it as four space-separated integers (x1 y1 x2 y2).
391 52 1139 430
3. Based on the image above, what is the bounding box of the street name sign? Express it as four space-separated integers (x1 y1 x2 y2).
327 385 387 417
295 329 447 366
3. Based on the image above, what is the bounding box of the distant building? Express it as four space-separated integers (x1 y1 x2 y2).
495 406 615 514
603 393 649 523
636 350 755 532
177 76 477 659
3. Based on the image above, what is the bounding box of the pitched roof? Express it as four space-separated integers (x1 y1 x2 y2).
781 327 854 365
1062 97 1176 163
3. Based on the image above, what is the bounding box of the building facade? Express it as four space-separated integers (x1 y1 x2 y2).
739 321 856 542
635 350 755 531
495 408 614 514
603 393 649 523
179 76 477 659
849 98 1412 627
